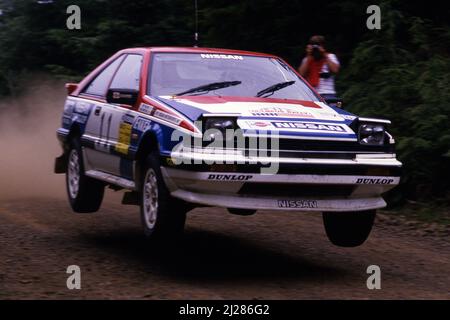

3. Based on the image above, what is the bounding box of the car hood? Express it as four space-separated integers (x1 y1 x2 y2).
153 95 358 140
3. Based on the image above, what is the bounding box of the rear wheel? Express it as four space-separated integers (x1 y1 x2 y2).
140 153 186 240
66 139 104 213
323 210 376 247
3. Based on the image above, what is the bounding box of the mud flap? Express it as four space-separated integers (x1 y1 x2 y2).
54 154 67 174
122 191 140 205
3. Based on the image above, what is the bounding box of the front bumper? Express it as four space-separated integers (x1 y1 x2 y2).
161 151 402 212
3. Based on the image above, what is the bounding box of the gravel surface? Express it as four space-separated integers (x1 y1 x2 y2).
0 191 449 300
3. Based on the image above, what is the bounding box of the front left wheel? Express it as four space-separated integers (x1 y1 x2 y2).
140 153 186 240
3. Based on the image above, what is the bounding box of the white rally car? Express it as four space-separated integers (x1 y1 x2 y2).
55 47 401 247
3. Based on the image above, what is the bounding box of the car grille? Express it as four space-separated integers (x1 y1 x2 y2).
264 138 392 153
197 136 393 155
224 137 394 156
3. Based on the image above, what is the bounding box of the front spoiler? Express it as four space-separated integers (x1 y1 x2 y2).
161 163 400 212
161 149 401 211
171 189 386 212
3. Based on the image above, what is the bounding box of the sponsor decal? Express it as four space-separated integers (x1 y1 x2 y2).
272 121 346 132
133 117 152 132
154 109 182 125
121 113 135 124
207 174 253 181
112 92 133 99
249 106 314 118
115 115 134 155
278 200 318 209
115 122 132 155
317 112 340 119
139 103 154 115
356 178 395 185
248 121 271 128
200 53 243 60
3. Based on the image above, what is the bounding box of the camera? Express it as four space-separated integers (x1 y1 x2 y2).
311 44 323 60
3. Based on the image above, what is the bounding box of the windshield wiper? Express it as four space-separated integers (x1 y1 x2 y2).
175 81 241 96
256 80 295 98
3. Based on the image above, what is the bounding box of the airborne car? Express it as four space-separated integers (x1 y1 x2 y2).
55 47 401 247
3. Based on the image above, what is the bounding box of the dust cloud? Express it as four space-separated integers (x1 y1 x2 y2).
0 76 68 200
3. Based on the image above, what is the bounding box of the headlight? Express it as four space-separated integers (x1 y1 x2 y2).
204 117 236 141
358 123 385 145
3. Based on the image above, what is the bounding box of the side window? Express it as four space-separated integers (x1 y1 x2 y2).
109 54 143 91
84 55 125 96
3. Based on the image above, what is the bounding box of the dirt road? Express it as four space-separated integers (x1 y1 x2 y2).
0 190 449 299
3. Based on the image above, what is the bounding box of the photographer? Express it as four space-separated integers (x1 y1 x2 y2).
298 35 340 100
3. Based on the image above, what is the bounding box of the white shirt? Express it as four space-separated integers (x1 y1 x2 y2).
302 53 340 95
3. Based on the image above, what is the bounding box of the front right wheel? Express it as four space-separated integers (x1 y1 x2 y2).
323 210 376 247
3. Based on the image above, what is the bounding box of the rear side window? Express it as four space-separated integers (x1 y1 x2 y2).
84 55 125 96
110 54 143 91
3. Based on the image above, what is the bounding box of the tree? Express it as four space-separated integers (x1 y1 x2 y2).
339 0 450 203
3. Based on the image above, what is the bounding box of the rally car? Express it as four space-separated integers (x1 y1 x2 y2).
55 47 401 247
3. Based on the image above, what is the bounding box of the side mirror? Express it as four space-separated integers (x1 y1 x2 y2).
106 88 138 107
324 97 343 109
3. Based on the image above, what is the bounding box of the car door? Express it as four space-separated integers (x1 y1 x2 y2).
79 55 124 175
105 53 143 177
81 53 143 177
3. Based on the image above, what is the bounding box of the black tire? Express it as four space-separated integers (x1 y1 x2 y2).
323 210 376 247
139 153 186 240
66 138 104 213
227 208 257 216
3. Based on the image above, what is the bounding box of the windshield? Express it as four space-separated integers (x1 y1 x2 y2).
148 53 319 101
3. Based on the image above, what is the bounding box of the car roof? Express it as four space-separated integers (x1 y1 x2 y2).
122 46 278 58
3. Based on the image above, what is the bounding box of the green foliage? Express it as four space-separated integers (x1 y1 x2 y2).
339 1 450 202
0 0 193 93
